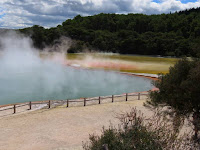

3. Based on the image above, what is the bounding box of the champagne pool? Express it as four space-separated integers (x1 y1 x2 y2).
0 33 154 106
0 63 153 105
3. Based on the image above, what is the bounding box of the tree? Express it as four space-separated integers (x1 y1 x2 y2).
18 7 200 56
148 58 200 141
30 25 46 49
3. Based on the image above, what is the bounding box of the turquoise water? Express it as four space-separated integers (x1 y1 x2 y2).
0 65 152 105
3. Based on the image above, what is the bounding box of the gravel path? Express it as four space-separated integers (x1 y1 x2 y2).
0 96 152 150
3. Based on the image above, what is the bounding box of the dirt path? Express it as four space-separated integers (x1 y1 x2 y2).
0 97 152 150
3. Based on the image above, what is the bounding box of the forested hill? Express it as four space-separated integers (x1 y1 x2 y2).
19 7 200 57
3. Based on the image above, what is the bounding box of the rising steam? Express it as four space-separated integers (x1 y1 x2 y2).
0 31 152 105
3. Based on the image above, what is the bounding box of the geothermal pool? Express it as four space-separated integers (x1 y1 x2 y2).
0 65 152 105
0 32 152 105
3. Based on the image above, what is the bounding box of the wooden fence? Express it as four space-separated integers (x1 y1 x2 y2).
0 92 148 115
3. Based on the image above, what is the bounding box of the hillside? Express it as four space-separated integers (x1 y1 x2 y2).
19 7 200 57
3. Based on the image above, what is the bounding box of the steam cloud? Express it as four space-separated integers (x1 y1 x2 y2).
0 31 152 105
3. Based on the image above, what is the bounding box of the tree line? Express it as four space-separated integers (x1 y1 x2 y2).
19 7 200 57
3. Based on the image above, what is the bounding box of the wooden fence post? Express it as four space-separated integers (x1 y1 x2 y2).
138 93 140 100
126 93 128 101
67 100 69 108
84 98 86 106
112 95 114 103
48 100 51 109
29 101 32 110
13 105 16 114
99 96 101 104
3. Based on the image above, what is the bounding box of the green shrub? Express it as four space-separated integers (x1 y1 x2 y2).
148 58 200 141
83 108 197 150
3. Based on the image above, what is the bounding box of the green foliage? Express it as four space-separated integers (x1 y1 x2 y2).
83 108 197 150
68 41 85 53
19 8 200 56
149 58 200 140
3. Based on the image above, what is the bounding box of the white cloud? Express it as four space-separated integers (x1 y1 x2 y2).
0 0 200 29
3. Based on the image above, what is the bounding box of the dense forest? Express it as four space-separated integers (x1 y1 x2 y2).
19 7 200 57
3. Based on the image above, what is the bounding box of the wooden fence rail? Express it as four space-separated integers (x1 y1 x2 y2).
0 92 148 114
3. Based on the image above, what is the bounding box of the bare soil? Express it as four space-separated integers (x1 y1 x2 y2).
0 96 153 150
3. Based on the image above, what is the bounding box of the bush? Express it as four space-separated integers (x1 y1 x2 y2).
83 108 198 150
148 58 200 141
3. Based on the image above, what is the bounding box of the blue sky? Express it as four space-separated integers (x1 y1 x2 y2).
0 0 200 29
181 0 198 3
0 8 5 19
153 0 198 3
0 14 5 19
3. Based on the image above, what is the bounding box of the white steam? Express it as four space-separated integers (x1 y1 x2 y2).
0 32 152 105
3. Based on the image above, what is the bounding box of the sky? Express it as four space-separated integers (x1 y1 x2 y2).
0 0 199 29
